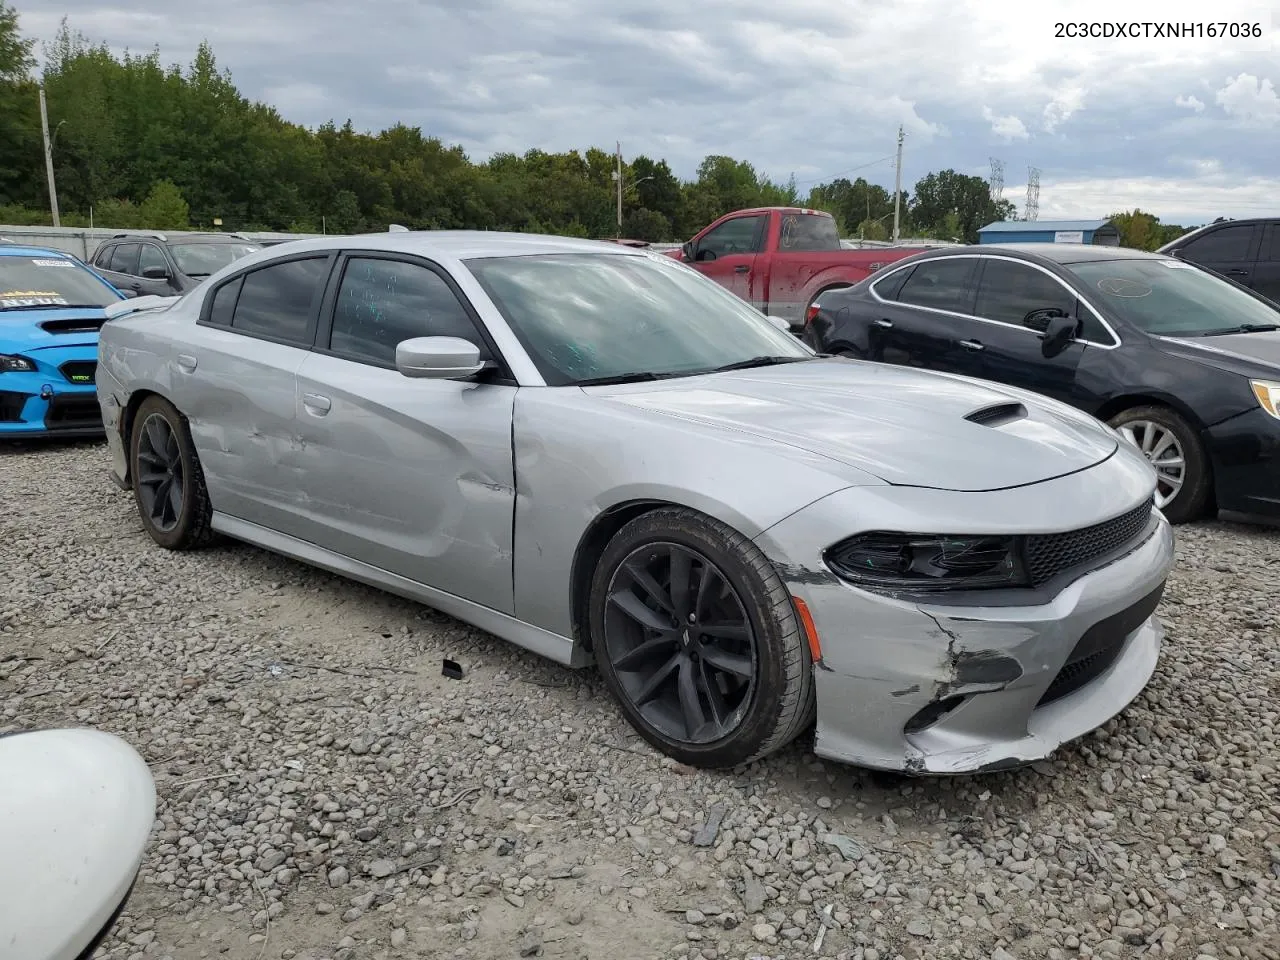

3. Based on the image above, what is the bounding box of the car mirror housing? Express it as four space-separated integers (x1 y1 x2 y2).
1038 314 1081 358
395 336 487 380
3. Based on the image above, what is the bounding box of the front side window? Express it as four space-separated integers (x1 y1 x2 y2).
139 244 169 276
777 213 841 252
170 241 262 278
329 257 489 366
696 216 765 260
1065 257 1280 336
894 259 976 311
975 259 1078 330
466 252 811 385
230 257 329 343
0 255 121 310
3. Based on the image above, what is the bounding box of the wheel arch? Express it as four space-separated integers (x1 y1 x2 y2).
1092 392 1210 434
118 388 167 487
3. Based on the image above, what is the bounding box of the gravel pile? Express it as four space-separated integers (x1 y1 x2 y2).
3 442 1279 960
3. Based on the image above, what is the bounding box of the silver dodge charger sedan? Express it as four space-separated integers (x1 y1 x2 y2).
96 231 1174 775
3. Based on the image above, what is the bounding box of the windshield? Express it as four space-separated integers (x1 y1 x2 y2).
170 242 262 277
0 255 121 311
1064 257 1280 336
465 252 812 385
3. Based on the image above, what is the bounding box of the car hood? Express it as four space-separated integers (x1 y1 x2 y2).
0 307 106 351
595 359 1118 492
1155 330 1280 377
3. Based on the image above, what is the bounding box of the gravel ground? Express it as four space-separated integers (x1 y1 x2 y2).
4 441 1280 960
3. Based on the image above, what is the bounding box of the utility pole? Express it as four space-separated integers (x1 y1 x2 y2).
615 142 623 236
891 125 904 243
38 85 60 228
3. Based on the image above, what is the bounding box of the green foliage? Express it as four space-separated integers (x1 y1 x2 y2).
1108 209 1190 251
0 17 1201 246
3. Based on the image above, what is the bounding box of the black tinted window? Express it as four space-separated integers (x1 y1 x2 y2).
778 213 841 252
895 259 975 310
93 244 113 268
207 276 241 327
975 259 1077 330
1182 225 1253 262
329 257 487 366
1262 224 1280 262
139 244 168 275
231 257 328 343
697 216 764 259
110 243 140 275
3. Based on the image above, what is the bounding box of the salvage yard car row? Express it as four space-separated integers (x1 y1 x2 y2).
6 216 1280 779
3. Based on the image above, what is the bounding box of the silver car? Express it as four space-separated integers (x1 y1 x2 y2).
95 232 1175 775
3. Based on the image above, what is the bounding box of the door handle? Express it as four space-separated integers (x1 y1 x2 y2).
175 354 197 373
873 318 893 328
958 339 985 352
302 393 331 416
734 265 749 273
1226 269 1249 276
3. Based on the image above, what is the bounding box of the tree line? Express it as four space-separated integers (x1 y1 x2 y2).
1 7 1191 247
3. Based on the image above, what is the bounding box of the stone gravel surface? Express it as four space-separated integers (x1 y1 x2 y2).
3 441 1279 960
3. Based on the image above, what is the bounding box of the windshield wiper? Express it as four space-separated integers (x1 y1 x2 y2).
574 371 663 386
1203 322 1280 335
708 355 812 373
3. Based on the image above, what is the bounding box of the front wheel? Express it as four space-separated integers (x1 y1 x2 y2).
1109 405 1212 523
588 507 815 768
128 395 215 549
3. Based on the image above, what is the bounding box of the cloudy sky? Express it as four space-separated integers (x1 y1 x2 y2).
18 0 1280 226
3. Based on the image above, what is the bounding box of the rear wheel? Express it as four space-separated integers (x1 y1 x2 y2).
1108 404 1211 523
129 395 215 549
589 507 814 768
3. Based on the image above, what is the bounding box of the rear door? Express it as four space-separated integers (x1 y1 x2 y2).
177 252 335 538
1252 222 1280 305
867 256 985 378
689 213 768 308
966 256 1097 404
1173 221 1260 287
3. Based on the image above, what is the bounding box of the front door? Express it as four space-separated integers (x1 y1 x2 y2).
292 252 517 613
966 256 1093 404
869 256 986 379
690 213 767 309
174 252 335 539
136 242 180 297
1175 221 1260 288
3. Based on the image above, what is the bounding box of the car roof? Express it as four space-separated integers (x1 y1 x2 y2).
248 230 653 261
919 243 1175 265
0 245 76 259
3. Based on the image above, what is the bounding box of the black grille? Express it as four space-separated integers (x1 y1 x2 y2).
59 360 97 384
0 390 28 422
44 395 103 430
1038 582 1165 707
1024 497 1154 587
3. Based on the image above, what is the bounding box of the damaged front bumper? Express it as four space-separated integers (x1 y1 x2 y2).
755 463 1175 775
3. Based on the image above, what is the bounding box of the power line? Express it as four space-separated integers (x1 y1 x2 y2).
792 155 897 188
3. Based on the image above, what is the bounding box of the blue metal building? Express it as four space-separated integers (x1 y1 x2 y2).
977 219 1121 245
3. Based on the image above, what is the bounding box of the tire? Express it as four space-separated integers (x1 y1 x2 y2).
128 395 216 549
588 507 815 768
1108 404 1212 523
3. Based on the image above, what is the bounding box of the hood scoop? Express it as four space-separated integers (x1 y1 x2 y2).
964 401 1028 427
39 316 106 334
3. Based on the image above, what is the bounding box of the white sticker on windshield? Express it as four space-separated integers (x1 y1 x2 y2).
31 258 73 267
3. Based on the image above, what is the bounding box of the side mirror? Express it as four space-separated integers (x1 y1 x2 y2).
696 249 718 262
681 241 694 262
395 336 487 380
141 266 168 280
1037 314 1081 357
0 729 155 960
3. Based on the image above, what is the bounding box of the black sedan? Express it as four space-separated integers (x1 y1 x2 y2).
803 243 1280 524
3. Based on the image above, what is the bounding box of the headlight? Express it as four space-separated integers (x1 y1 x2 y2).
0 353 35 373
1250 379 1280 420
826 533 1030 592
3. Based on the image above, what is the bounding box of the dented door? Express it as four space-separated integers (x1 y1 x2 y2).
291 351 518 614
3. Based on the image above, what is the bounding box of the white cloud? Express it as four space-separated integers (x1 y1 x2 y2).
1174 94 1206 112
1215 73 1280 125
1022 173 1280 224
981 107 1029 142
1043 88 1085 132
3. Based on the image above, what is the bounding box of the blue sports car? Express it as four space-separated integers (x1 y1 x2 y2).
0 244 125 438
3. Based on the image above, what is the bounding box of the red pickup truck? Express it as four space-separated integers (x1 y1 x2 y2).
668 207 925 331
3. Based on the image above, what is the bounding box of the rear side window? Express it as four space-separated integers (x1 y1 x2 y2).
778 213 841 252
109 243 140 275
1181 224 1254 262
229 257 329 344
894 259 976 311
